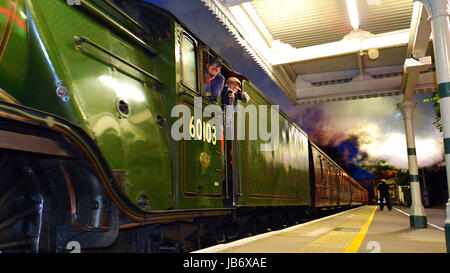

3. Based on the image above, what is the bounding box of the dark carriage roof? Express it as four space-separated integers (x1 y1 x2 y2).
309 141 366 191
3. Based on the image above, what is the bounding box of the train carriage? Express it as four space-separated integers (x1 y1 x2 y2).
309 142 367 207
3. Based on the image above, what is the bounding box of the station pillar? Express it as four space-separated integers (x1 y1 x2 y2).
418 0 450 252
397 101 427 228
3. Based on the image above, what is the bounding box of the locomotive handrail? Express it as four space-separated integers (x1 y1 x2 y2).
102 0 149 35
76 0 159 56
74 36 163 85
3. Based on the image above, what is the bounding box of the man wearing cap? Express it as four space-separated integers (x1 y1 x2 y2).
204 58 225 102
221 77 250 128
220 77 250 106
377 179 392 211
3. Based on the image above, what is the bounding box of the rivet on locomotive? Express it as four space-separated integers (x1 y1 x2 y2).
0 0 368 252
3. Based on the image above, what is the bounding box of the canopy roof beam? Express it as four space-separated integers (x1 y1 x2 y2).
223 0 254 7
401 1 433 102
271 30 411 66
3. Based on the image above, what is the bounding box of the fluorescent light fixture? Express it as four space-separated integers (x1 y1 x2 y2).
271 30 410 65
346 0 359 30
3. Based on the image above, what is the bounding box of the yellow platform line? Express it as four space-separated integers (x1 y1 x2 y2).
294 206 377 253
344 206 377 253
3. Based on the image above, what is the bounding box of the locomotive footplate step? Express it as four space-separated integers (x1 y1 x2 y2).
194 205 447 253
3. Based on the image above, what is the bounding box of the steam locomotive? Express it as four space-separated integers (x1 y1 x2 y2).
0 0 367 252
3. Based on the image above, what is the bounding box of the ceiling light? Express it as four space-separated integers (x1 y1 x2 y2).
368 48 379 60
346 0 360 30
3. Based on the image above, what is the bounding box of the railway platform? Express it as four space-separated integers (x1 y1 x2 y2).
194 205 447 253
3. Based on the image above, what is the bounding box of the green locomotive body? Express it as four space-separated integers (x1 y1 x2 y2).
2 0 190 213
235 81 311 207
0 0 367 252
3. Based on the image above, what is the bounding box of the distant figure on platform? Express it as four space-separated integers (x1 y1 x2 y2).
204 58 225 102
377 179 392 211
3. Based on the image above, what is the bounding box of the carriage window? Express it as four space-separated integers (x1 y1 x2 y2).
319 158 324 180
327 165 332 186
181 35 198 92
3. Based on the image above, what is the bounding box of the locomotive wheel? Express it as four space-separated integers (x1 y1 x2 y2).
0 154 53 253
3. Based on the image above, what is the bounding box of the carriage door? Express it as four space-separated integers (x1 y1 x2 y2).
327 163 333 206
177 32 223 205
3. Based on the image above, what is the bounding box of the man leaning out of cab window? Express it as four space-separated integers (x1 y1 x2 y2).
204 58 225 102
221 77 250 127
220 77 250 106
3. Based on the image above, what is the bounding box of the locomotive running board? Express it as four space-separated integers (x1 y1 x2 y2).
120 208 232 228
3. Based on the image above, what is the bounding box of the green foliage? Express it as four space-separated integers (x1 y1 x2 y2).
395 170 410 186
362 161 410 186
423 92 442 132
361 160 396 180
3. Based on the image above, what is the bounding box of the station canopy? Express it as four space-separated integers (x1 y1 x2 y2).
202 0 435 104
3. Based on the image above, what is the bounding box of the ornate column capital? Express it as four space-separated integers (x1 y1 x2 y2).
416 0 450 20
397 101 417 120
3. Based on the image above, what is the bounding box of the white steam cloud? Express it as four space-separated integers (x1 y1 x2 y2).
349 123 443 169
290 95 444 169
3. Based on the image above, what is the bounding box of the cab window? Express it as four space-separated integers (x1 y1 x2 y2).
201 50 214 96
201 50 226 97
180 34 198 92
